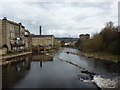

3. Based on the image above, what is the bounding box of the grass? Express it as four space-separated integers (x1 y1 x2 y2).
84 52 120 62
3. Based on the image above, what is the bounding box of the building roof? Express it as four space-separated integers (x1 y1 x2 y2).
31 35 54 37
2 17 25 27
25 30 30 33
2 18 19 26
80 34 90 36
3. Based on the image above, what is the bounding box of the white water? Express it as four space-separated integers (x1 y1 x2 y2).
79 75 119 88
93 75 119 88
79 78 94 83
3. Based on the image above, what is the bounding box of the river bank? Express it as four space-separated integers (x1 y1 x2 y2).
65 51 120 63
84 52 120 62
0 51 32 66
0 48 59 66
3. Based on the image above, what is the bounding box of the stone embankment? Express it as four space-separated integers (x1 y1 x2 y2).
0 52 32 66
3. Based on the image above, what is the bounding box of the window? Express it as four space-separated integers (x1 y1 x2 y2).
15 34 19 38
14 26 19 32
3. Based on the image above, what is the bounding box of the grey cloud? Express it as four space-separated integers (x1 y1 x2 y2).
1 2 117 38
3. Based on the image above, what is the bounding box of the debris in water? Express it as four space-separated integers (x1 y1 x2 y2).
81 70 95 75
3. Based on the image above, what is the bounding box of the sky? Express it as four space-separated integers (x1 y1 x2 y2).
0 0 119 38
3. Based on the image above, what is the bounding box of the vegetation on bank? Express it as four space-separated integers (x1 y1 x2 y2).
84 52 119 62
76 21 120 62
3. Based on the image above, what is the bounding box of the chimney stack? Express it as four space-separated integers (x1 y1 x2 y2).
3 17 7 20
40 26 42 35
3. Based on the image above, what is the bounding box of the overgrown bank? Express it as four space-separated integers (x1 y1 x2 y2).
84 52 120 62
65 51 120 62
76 21 120 62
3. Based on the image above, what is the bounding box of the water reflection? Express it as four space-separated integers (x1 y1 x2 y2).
32 53 53 61
32 53 53 68
2 54 53 88
40 61 42 67
2 55 32 88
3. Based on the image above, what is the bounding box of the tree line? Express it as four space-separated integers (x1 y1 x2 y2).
76 21 120 55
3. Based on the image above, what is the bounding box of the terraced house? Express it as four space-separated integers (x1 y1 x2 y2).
0 17 31 52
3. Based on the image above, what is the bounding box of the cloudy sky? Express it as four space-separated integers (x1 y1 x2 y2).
0 0 118 38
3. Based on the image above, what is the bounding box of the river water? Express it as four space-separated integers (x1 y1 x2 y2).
2 48 120 89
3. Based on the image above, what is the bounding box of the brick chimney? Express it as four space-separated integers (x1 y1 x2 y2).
40 26 42 35
3 17 7 20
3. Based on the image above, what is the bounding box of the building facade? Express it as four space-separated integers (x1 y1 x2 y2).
79 34 90 41
0 20 2 48
0 17 30 52
25 30 32 51
31 35 55 47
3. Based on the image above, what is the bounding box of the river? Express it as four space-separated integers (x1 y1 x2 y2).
2 48 120 89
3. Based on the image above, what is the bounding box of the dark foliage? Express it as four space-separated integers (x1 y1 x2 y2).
76 21 120 55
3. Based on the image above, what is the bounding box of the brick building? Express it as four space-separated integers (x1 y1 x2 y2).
25 30 32 51
31 35 55 47
79 34 90 41
31 26 55 49
0 17 31 52
0 20 2 48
